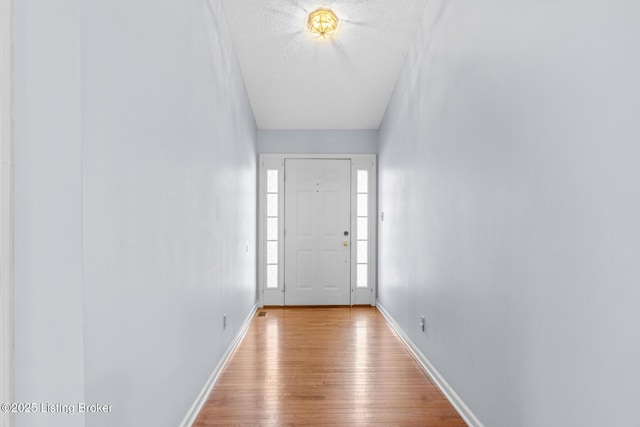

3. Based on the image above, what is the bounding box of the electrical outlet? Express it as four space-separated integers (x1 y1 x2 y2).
420 316 425 332
223 313 227 330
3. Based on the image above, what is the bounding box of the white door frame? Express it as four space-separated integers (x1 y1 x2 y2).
1 0 15 425
258 154 377 307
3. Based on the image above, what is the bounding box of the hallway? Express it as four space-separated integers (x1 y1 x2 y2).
194 307 466 426
6 0 640 426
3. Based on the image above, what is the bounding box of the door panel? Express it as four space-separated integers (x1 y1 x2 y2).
284 159 351 305
296 192 313 236
296 250 313 289
321 191 339 236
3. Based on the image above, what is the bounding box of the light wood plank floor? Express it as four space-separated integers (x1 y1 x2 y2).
194 307 467 426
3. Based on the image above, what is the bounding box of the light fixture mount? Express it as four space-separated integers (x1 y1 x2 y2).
307 9 338 39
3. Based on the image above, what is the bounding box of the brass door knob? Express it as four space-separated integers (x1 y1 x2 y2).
343 241 349 247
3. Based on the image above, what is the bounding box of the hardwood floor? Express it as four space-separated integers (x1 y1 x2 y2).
194 307 467 426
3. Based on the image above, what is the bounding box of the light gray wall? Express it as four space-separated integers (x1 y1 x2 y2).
258 130 378 154
14 0 257 426
378 1 640 426
14 0 85 426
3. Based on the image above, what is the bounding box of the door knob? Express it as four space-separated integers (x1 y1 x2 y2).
343 241 349 247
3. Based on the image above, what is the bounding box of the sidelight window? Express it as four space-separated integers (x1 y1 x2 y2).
266 169 279 289
356 170 369 288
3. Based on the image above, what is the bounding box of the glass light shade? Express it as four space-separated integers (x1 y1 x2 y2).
308 9 338 39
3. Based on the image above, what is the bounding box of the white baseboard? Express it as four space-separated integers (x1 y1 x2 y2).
180 304 258 427
376 302 484 427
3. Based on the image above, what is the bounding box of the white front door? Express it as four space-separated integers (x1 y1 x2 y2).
284 159 351 305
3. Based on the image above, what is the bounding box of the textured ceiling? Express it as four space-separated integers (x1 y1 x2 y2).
220 0 428 129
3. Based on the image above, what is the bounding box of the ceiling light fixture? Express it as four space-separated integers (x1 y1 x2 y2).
307 9 338 39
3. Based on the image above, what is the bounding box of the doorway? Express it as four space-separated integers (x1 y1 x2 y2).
259 154 376 307
283 159 351 305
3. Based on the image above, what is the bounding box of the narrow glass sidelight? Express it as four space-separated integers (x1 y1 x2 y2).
357 217 368 240
267 194 278 217
267 170 278 193
357 241 368 264
267 241 278 264
267 264 278 289
357 194 368 217
267 217 278 240
266 169 279 289
357 170 369 193
356 170 369 288
357 264 368 288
